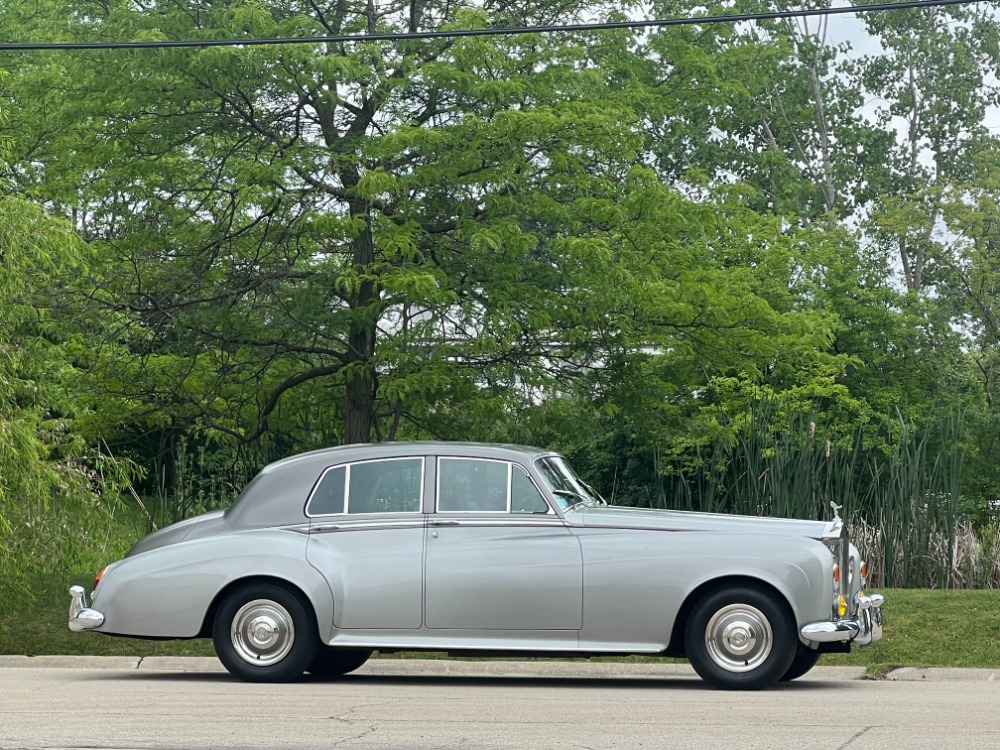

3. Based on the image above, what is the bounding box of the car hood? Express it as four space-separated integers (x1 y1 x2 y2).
568 505 838 540
126 510 228 557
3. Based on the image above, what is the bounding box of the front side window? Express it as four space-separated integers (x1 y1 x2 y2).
535 456 602 509
437 458 550 514
511 466 549 513
307 458 423 516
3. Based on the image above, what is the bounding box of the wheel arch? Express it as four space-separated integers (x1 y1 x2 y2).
665 575 795 657
198 574 324 639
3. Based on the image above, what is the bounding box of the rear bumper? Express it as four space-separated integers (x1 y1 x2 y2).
800 593 884 646
68 585 105 632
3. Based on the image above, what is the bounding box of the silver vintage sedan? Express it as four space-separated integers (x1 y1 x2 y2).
69 442 883 689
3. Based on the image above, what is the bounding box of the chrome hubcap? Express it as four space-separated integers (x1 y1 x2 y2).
705 603 773 673
231 599 295 666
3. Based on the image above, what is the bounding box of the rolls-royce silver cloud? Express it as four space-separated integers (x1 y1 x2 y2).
69 442 883 689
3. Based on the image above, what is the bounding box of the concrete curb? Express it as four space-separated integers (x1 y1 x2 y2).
884 666 1000 682
3 656 996 682
0 655 865 680
0 655 143 670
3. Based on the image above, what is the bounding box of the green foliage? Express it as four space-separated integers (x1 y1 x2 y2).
2 0 1000 599
0 195 135 593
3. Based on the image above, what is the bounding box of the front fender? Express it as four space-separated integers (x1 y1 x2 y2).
577 530 834 649
677 535 834 629
91 528 335 641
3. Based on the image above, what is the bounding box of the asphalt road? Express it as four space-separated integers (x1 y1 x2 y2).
1 657 998 749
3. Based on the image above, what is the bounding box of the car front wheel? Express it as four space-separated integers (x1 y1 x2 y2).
307 647 373 678
684 586 797 691
780 650 822 681
213 582 319 683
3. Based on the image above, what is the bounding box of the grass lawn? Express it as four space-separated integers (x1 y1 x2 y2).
4 581 1000 675
820 588 1000 675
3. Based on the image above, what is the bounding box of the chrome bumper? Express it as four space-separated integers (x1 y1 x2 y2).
800 593 884 646
68 585 105 632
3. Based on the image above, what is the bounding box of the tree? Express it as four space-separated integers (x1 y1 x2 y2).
6 1 656 449
5 0 850 462
858 2 1000 293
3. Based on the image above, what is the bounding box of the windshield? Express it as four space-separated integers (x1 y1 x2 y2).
535 456 602 510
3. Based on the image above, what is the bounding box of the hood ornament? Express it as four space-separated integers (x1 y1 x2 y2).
830 502 842 522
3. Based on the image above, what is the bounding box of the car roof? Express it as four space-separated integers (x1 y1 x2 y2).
260 441 558 475
225 442 563 529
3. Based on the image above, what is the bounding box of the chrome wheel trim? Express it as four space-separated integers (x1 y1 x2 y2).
230 599 296 667
704 603 773 673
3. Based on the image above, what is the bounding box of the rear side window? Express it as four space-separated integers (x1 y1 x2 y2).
308 458 423 516
309 466 346 515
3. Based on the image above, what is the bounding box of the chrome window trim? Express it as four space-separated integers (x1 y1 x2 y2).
305 456 425 518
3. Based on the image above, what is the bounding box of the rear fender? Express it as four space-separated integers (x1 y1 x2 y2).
91 529 335 641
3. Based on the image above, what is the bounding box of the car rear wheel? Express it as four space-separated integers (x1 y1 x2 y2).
307 647 373 678
684 586 797 690
213 582 319 683
780 650 822 681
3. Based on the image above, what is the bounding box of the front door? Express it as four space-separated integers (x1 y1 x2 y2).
423 457 583 630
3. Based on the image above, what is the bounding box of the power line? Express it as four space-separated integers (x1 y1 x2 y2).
0 0 987 51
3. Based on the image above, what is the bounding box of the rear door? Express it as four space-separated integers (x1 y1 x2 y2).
305 456 426 629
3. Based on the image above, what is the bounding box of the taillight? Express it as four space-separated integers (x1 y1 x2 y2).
93 565 108 591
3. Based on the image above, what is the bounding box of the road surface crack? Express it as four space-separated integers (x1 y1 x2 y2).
330 725 376 746
836 725 874 750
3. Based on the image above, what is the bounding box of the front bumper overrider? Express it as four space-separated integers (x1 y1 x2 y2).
800 593 884 646
68 585 105 632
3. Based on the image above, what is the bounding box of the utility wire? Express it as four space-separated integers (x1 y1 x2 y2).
0 0 988 51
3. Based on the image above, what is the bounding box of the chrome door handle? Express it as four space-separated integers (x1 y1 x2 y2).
311 524 342 534
430 519 460 526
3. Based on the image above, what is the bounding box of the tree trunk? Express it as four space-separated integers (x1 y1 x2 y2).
342 186 379 444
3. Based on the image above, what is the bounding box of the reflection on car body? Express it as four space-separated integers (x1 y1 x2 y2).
69 441 883 690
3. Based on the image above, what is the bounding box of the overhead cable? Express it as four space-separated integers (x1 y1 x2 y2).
0 0 987 51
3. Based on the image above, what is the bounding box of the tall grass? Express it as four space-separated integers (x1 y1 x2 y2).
0 442 138 609
5 407 992 614
141 440 273 532
652 404 993 588
0 440 262 613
